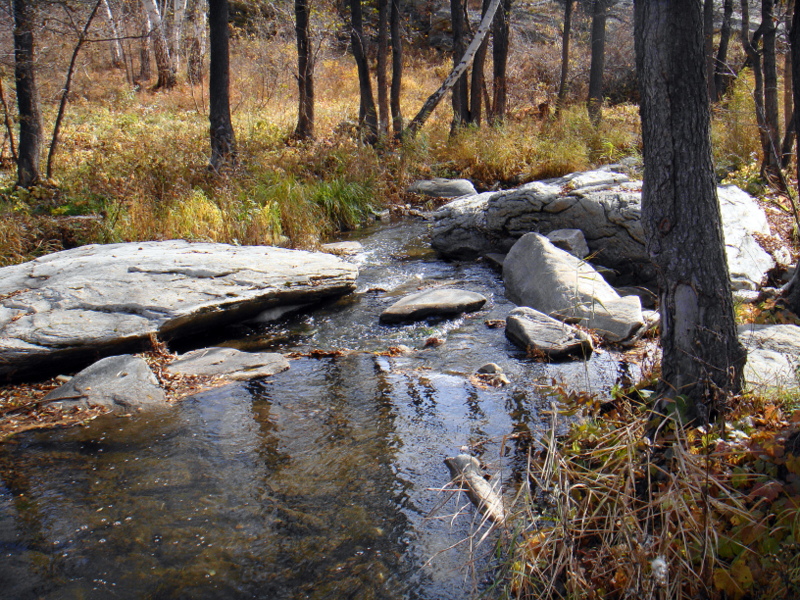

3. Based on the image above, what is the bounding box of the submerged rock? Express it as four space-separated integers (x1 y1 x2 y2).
0 240 358 382
505 307 594 359
380 288 487 323
503 233 644 342
44 355 167 412
166 347 290 380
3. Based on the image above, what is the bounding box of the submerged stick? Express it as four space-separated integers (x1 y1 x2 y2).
444 454 506 525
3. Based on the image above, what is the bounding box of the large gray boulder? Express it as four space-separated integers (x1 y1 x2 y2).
380 288 487 323
407 178 477 198
0 240 358 381
44 355 167 412
739 324 800 391
431 168 776 290
166 347 290 380
503 233 644 342
505 307 593 359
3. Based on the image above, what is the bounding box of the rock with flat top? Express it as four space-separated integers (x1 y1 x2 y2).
166 347 290 381
0 240 358 382
407 178 477 198
380 288 486 324
505 307 593 359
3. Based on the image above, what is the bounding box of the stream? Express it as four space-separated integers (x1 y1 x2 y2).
0 220 637 599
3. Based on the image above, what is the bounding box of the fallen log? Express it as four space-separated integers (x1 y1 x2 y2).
444 454 506 525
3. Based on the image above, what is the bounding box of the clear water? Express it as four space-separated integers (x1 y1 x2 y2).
0 220 635 599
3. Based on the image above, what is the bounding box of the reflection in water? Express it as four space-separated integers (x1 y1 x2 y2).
0 221 637 599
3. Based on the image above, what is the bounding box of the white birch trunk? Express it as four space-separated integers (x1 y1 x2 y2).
172 0 188 72
140 0 176 88
102 0 124 68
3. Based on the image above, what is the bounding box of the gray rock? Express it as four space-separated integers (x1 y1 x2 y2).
739 324 800 390
166 347 290 381
431 168 775 290
321 241 363 256
483 253 506 270
44 355 167 412
0 240 358 382
476 362 503 374
505 307 593 359
546 229 590 259
380 288 487 323
503 233 644 342
407 178 477 198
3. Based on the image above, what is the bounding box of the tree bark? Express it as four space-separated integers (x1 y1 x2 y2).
406 0 501 138
785 2 800 314
138 6 152 82
377 0 390 137
172 0 188 73
761 0 781 182
450 0 469 131
704 0 716 101
741 0 772 180
209 0 236 171
13 0 42 188
102 0 125 68
634 0 746 414
468 0 491 126
489 0 511 125
141 0 176 89
714 0 734 99
781 0 795 168
390 0 403 136
293 0 314 140
349 0 378 143
587 0 608 126
556 0 574 117
186 0 204 85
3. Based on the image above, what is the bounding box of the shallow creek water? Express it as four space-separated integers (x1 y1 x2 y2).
0 220 636 599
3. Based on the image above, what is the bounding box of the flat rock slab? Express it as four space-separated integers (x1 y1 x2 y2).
0 240 358 382
407 178 477 198
44 355 167 412
506 307 593 360
739 324 800 390
166 347 290 380
380 288 487 324
321 241 363 256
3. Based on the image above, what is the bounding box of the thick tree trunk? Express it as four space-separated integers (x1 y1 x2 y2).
390 0 403 136
468 0 491 126
634 0 746 414
785 3 800 314
761 0 781 182
12 0 42 188
141 0 176 89
186 0 204 85
489 0 511 125
208 0 236 171
293 0 314 140
349 0 378 143
138 7 152 82
102 0 125 68
377 0 390 137
704 0 716 101
450 0 469 131
714 0 734 99
556 0 574 116
587 0 608 126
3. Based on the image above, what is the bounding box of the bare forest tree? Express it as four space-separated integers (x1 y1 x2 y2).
102 0 125 68
450 0 468 131
172 0 188 73
713 0 734 99
490 0 511 124
349 0 378 143
209 0 236 170
785 2 800 314
634 0 746 414
377 0 390 137
390 0 403 136
138 6 152 81
587 0 609 125
293 0 314 140
186 0 205 85
556 0 574 116
468 0 491 126
12 0 42 188
704 0 716 100
141 0 177 88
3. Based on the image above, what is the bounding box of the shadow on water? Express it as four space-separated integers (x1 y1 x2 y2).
0 220 642 599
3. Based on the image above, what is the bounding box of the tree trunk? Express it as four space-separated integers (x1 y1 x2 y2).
714 0 734 99
186 0 204 85
761 0 781 182
377 0 390 137
781 0 795 168
12 0 42 188
704 0 716 101
293 0 314 140
406 0 501 137
634 0 746 415
102 0 125 68
209 0 236 170
741 0 772 180
172 0 188 73
450 0 469 131
141 0 176 89
349 0 378 143
587 0 608 126
390 0 403 136
785 2 800 314
489 0 511 125
468 0 491 126
556 0 574 116
138 6 152 82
